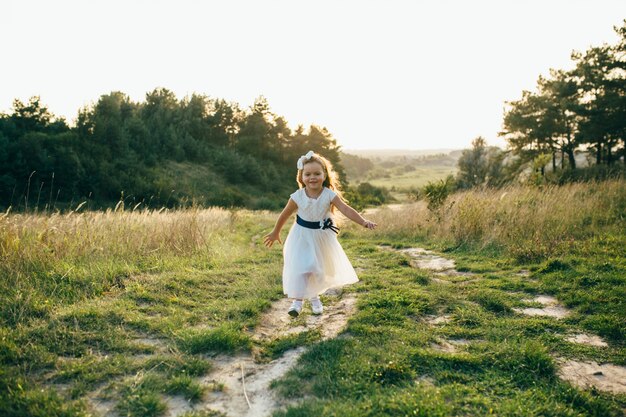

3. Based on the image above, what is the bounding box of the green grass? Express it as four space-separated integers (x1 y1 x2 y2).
1 181 625 416
0 208 286 416
258 330 322 362
272 236 626 416
367 166 457 191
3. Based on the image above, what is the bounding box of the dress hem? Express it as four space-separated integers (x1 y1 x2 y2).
283 280 358 299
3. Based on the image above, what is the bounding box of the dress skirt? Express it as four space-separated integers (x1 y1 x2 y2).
282 222 359 299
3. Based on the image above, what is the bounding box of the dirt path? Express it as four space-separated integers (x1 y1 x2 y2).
362 203 405 217
85 291 357 417
192 292 357 417
86 246 624 416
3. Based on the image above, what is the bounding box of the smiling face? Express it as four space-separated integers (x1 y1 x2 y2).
301 161 326 193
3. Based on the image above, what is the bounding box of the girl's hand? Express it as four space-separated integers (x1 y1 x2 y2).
363 220 377 230
263 232 282 247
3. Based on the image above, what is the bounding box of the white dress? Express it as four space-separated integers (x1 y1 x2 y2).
282 187 359 299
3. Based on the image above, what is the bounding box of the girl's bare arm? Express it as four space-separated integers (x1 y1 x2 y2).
264 199 298 247
331 196 377 229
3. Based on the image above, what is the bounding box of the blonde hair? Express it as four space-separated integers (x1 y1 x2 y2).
296 153 344 211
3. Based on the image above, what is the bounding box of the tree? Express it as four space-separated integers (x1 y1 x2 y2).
303 125 346 183
236 96 284 161
501 20 626 169
179 94 212 143
340 152 374 182
10 97 52 135
572 44 624 165
286 124 309 159
609 20 626 165
501 90 554 170
0 89 351 210
208 99 241 147
456 137 506 188
142 88 180 159
89 92 134 157
1 97 69 140
537 70 581 170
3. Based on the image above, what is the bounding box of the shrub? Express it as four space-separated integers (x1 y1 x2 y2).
422 175 455 211
343 182 393 210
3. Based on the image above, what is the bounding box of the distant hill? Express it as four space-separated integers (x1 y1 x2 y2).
340 149 460 197
344 149 461 159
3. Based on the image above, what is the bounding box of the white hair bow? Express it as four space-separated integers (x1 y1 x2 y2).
297 150 316 169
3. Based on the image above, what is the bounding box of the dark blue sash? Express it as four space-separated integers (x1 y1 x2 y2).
296 215 339 234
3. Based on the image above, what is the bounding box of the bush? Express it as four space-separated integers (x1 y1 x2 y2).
343 182 393 210
422 175 455 211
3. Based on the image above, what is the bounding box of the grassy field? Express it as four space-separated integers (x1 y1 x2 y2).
341 150 459 201
1 180 625 416
367 166 457 191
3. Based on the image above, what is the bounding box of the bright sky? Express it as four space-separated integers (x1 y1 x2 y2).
2 1 624 150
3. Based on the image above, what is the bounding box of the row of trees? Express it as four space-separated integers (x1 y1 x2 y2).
500 21 625 172
0 91 346 210
452 21 625 191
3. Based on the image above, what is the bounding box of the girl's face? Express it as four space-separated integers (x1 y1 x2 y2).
301 161 326 192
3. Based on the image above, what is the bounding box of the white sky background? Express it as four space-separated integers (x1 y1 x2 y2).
1 1 625 151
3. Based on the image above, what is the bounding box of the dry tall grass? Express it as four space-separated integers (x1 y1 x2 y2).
0 207 233 264
366 180 626 260
0 207 236 324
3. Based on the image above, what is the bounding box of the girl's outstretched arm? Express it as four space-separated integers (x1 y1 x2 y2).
331 196 377 230
264 198 298 247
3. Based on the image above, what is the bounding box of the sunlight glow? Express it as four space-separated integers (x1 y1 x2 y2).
2 0 625 150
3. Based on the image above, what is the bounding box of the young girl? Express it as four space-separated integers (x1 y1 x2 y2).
264 150 377 317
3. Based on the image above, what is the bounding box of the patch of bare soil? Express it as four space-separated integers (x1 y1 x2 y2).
195 292 357 417
513 295 571 319
83 291 356 417
565 333 608 348
398 248 456 272
382 246 480 285
199 348 306 417
86 385 117 417
557 359 626 395
423 314 452 325
512 298 623 395
252 293 356 343
131 336 171 357
434 269 476 278
430 338 475 353
430 340 457 353
163 396 195 417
